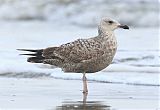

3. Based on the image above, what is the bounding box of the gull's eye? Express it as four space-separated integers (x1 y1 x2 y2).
108 21 113 24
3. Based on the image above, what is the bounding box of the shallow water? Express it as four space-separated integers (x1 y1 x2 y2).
0 78 158 110
56 101 110 110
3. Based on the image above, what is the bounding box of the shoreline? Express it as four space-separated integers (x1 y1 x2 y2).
0 77 159 110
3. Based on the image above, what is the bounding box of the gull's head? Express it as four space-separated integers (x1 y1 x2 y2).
100 17 129 31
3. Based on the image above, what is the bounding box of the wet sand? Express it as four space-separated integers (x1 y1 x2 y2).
0 77 159 110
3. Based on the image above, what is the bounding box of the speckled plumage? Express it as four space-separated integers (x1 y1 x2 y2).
18 18 129 73
42 33 116 73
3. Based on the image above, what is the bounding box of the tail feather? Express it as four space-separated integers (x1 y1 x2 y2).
17 49 44 63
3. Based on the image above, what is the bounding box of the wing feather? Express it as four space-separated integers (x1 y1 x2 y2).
42 37 104 65
46 38 104 63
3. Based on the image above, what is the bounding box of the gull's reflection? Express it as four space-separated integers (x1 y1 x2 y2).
55 93 110 110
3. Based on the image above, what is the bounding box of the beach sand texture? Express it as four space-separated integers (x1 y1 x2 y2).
0 78 159 110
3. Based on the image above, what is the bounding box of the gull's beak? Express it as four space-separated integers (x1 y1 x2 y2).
118 24 129 29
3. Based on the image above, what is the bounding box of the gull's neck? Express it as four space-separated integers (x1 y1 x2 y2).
98 25 114 38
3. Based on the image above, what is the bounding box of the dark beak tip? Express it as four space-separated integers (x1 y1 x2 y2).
124 25 129 29
119 25 129 30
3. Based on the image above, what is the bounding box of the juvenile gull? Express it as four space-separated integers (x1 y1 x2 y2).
18 17 129 93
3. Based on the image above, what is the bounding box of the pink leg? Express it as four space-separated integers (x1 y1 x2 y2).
82 73 88 93
83 91 88 103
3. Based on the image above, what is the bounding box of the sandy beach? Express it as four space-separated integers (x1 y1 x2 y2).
0 77 159 110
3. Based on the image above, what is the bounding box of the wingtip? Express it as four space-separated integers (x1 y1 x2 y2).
16 49 38 52
17 49 27 51
19 54 37 56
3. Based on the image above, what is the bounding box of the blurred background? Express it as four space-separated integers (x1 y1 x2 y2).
0 1 159 109
0 0 159 27
0 0 159 85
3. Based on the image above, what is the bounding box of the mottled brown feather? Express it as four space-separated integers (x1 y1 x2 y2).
43 38 104 64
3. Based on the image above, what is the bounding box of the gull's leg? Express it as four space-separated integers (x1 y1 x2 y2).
82 73 88 93
83 91 88 103
82 92 87 110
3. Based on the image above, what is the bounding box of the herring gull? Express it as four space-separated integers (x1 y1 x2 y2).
17 17 129 93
